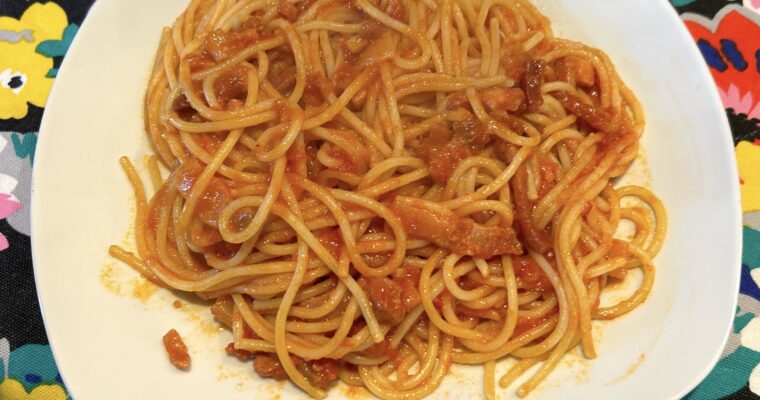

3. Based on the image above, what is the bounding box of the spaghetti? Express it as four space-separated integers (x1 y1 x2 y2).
110 0 667 397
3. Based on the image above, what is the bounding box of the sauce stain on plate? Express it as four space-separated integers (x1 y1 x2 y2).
130 276 158 302
99 262 124 296
607 353 647 385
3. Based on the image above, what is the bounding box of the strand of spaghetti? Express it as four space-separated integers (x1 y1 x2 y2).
301 177 407 277
594 245 655 319
298 21 363 33
303 69 371 128
275 239 324 397
219 157 286 243
369 325 440 391
516 321 580 397
118 157 150 259
164 26 179 89
442 255 491 301
459 255 519 353
440 0 453 74
420 251 487 340
360 334 453 400
180 131 268 183
380 62 405 155
485 360 496 400
191 36 285 80
177 128 243 232
355 0 432 70
256 104 305 162
167 108 277 133
215 0 271 32
107 246 165 287
498 357 543 389
555 153 620 357
442 145 532 209
232 294 328 352
533 136 600 229
452 316 558 364
617 185 667 258
358 168 430 198
267 202 385 343
271 19 307 103
508 252 570 359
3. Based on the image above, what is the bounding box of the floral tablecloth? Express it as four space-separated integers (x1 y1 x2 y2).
0 1 758 399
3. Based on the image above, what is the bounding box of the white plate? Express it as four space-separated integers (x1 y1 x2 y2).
31 0 742 399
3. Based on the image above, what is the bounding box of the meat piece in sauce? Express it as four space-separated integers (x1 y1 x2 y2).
361 332 400 359
210 295 234 327
213 65 249 106
175 157 232 228
513 254 551 291
360 276 407 325
299 358 340 390
253 353 339 389
415 116 493 183
392 196 523 258
523 59 545 112
511 164 552 254
163 329 191 370
416 125 472 183
553 91 618 133
500 43 530 82
204 28 263 62
386 0 406 20
253 353 290 380
391 266 421 310
226 343 255 361
557 55 595 87
479 87 525 114
314 227 342 258
277 0 299 21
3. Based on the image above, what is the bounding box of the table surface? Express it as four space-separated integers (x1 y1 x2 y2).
1 1 758 399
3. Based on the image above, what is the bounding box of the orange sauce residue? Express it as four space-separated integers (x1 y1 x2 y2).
611 353 647 385
131 277 158 303
340 384 372 399
100 263 124 296
184 309 224 337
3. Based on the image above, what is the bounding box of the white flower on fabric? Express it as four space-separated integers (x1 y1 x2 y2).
0 173 18 201
750 362 760 395
0 338 8 379
0 173 20 251
741 316 760 352
0 132 32 236
743 0 760 13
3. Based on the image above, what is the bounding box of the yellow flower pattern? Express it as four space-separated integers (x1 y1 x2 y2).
737 141 760 213
0 3 67 119
0 378 67 400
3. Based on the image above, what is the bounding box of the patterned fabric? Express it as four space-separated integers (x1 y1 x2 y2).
0 1 756 399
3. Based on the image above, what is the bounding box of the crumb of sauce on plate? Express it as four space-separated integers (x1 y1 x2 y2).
99 262 125 296
559 348 590 384
173 300 184 309
163 329 191 370
183 308 224 337
216 363 252 391
131 276 158 303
